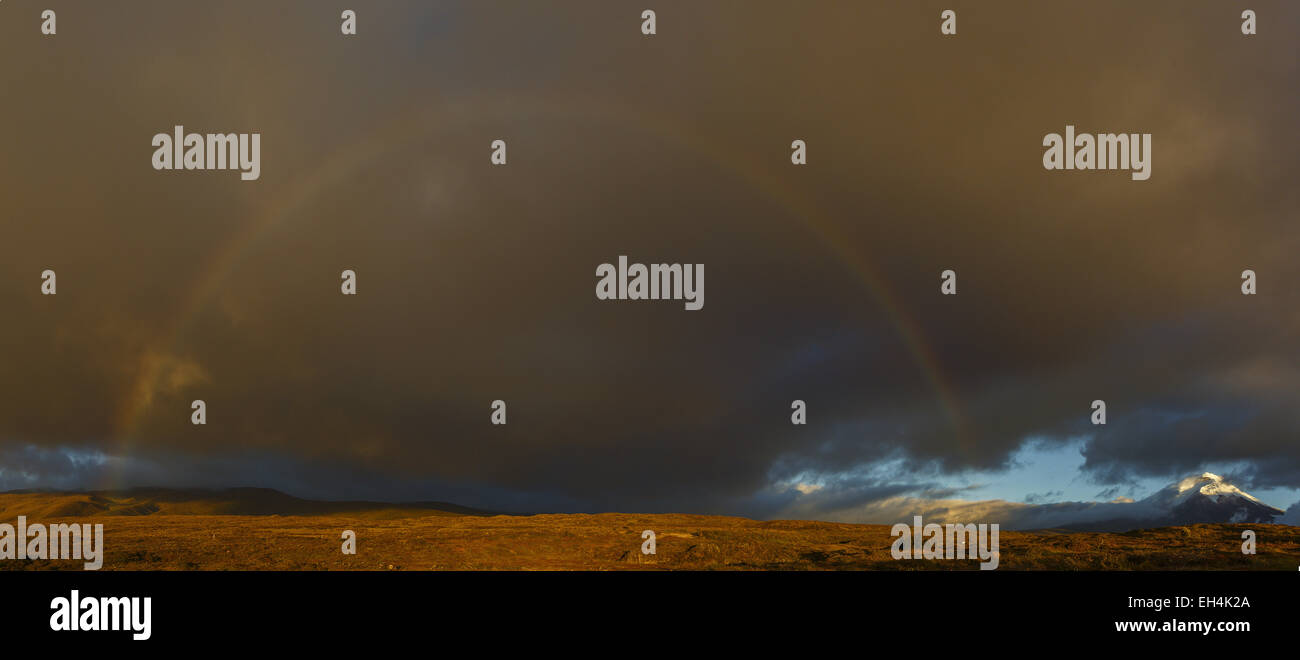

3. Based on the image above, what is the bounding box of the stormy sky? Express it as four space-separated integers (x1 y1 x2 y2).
1 1 1298 521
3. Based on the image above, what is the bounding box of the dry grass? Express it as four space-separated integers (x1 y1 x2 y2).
3 512 1297 571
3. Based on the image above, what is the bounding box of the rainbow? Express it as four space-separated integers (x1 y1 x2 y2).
109 90 969 483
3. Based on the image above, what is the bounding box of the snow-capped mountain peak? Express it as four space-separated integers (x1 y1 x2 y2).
1170 472 1262 503
1143 472 1281 525
1175 472 1222 493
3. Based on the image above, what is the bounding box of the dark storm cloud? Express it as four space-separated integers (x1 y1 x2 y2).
1 2 1297 516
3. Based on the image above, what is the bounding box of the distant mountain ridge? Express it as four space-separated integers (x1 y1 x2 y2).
1055 472 1285 532
859 472 1293 532
0 487 497 519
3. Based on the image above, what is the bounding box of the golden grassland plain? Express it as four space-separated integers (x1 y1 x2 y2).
1 492 1297 570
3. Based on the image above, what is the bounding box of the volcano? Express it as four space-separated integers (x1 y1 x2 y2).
1053 472 1286 532
1140 472 1284 525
